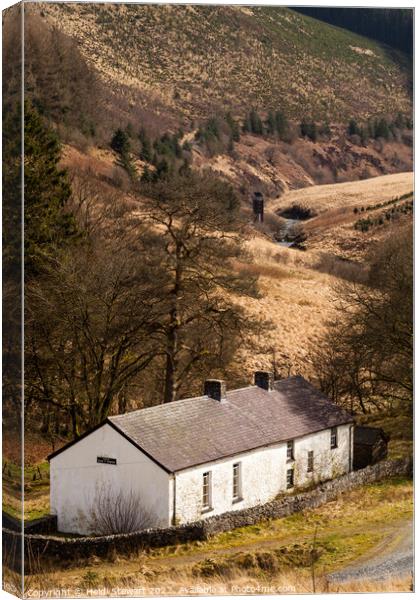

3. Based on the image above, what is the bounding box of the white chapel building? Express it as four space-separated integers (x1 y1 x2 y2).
49 372 354 535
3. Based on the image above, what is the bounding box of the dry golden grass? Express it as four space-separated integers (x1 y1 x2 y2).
307 210 413 261
232 235 337 377
30 3 412 127
61 144 117 180
329 575 412 593
271 171 413 214
304 206 358 232
230 174 413 371
10 560 411 597
268 172 413 260
6 476 411 596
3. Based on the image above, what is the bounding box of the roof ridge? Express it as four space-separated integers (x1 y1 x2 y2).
109 394 211 420
226 385 258 393
50 376 354 470
110 383 267 420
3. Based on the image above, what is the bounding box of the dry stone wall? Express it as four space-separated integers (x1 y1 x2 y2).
3 457 412 571
201 456 412 536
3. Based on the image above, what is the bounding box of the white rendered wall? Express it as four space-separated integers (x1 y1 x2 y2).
173 424 351 524
50 423 171 534
293 424 351 488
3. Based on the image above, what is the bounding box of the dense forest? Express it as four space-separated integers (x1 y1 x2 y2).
293 8 413 56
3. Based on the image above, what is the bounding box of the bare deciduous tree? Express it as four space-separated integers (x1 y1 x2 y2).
24 167 268 436
311 226 413 414
25 238 164 435
138 171 263 403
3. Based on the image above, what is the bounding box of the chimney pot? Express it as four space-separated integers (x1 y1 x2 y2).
254 371 274 391
204 379 226 402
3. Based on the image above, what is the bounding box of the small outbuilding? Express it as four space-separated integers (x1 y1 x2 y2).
353 425 389 470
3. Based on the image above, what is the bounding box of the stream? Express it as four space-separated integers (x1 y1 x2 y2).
277 218 301 247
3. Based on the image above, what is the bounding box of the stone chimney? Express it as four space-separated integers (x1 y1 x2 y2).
204 379 226 402
254 371 274 391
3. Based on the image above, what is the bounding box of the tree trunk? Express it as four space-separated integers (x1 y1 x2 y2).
70 404 79 438
163 316 179 403
163 243 182 404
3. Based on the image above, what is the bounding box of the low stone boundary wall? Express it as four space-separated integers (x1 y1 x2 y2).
3 457 412 571
3 513 57 534
201 456 412 536
3 522 205 570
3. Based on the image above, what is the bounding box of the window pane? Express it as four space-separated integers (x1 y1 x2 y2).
287 468 294 488
307 451 314 472
233 463 240 499
203 472 210 507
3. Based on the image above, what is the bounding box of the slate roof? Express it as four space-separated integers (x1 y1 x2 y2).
103 376 353 473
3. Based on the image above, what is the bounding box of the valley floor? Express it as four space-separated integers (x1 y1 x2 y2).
234 172 413 377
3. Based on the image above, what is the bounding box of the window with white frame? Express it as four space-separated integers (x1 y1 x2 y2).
287 440 294 461
202 471 212 510
232 462 242 501
330 427 338 449
307 450 314 473
286 467 294 489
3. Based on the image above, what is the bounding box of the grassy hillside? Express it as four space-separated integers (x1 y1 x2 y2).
30 3 411 128
3 3 411 474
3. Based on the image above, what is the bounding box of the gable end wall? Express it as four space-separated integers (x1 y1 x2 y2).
50 423 171 534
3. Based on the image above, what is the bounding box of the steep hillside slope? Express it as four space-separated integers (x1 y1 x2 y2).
30 3 411 126
193 133 413 199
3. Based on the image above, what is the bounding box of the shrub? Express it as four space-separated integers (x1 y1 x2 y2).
225 112 240 142
139 127 152 162
348 118 359 136
81 570 100 589
300 119 318 142
278 203 317 220
89 487 155 535
374 118 390 140
255 551 280 573
111 128 130 155
242 109 264 135
192 558 232 578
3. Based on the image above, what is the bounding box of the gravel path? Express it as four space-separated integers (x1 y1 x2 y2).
329 520 413 583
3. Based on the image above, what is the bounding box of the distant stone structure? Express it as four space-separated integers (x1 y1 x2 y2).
252 191 264 222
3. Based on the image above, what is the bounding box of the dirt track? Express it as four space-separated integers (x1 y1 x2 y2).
328 519 413 584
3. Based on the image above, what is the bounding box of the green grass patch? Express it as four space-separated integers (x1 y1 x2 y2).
3 460 51 522
3 460 50 484
150 477 412 562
